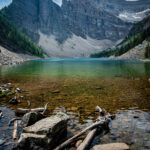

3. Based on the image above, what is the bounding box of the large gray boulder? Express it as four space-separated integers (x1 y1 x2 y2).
21 112 44 128
14 112 69 150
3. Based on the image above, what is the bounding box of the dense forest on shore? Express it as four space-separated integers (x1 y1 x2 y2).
90 16 150 59
0 13 44 57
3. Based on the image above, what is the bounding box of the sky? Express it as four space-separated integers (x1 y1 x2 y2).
0 0 12 9
52 0 62 7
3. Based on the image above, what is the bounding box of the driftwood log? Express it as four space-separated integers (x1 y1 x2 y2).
15 103 49 115
27 100 31 109
0 110 3 118
8 118 21 126
77 106 111 150
77 128 97 150
55 106 114 150
42 102 49 115
10 102 49 140
13 120 18 140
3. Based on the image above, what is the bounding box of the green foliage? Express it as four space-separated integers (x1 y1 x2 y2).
0 90 7 98
90 25 150 58
128 15 150 38
0 14 44 57
145 44 150 59
90 49 114 58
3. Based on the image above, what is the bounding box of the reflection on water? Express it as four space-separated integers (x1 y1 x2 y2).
0 58 150 150
0 58 150 78
93 110 150 150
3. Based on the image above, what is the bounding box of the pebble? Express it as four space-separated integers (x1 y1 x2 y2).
16 88 21 93
9 96 20 104
133 115 139 119
51 90 60 94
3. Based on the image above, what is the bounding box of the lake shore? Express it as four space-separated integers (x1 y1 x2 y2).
1 44 150 67
0 79 150 150
0 45 40 66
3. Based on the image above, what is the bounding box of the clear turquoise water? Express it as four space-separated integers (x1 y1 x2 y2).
0 58 150 78
0 58 150 150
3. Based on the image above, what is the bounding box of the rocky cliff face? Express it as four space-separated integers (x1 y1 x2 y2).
127 15 150 38
2 0 150 57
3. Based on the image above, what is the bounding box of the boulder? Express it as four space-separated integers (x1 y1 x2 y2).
91 143 129 150
16 88 22 93
14 112 69 150
9 96 20 104
21 112 44 128
0 139 5 146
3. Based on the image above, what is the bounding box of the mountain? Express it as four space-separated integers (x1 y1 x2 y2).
90 15 150 59
127 15 150 37
1 0 150 57
0 13 44 57
92 0 150 23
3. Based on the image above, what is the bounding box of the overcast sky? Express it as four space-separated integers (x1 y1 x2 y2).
0 0 12 9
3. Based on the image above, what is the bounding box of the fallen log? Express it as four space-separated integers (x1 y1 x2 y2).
76 140 83 148
8 118 21 126
95 106 103 115
77 128 97 150
0 110 3 118
54 106 113 150
27 100 31 109
42 102 49 115
77 106 112 150
77 106 108 150
16 108 44 115
13 120 18 140
15 103 49 115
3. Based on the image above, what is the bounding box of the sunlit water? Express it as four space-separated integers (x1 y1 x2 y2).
0 58 150 150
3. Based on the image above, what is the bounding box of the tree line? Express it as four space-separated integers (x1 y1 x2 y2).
0 13 44 57
91 24 150 59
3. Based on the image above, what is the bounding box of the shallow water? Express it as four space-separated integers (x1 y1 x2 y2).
0 58 150 149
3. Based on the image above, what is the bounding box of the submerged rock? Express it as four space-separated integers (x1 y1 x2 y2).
16 88 22 93
9 96 20 104
92 143 129 150
21 112 44 128
0 139 5 146
51 90 60 94
14 112 69 150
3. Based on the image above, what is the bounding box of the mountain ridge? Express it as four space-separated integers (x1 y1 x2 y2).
90 15 150 59
1 0 150 57
0 13 44 60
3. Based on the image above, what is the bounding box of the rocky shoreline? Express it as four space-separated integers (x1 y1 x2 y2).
0 83 131 150
110 41 150 61
0 45 40 66
1 79 150 149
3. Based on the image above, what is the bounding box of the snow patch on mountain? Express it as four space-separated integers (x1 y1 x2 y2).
118 9 150 23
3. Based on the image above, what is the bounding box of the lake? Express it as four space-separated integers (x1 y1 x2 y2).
0 58 150 150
